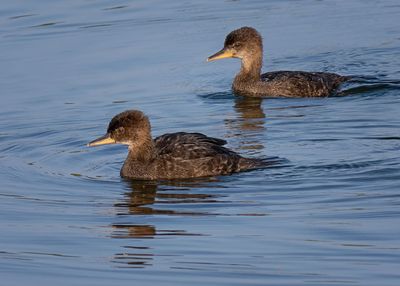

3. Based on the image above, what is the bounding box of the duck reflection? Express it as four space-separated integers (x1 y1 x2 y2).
113 179 222 217
232 96 265 131
225 96 266 152
111 179 223 268
112 244 154 268
113 181 157 216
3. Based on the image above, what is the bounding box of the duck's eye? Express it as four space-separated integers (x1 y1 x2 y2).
113 127 125 137
233 43 243 49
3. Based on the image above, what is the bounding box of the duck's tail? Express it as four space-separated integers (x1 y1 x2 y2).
239 156 287 171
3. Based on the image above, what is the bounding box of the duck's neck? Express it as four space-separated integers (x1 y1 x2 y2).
127 136 156 163
121 137 156 180
235 53 263 83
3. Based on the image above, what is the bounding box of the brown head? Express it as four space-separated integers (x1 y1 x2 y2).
88 110 152 149
207 27 263 75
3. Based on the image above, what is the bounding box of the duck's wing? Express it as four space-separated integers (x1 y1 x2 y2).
153 132 264 177
154 132 233 160
261 71 348 97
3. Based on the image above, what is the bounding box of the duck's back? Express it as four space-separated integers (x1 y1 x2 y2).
260 71 348 97
153 132 262 179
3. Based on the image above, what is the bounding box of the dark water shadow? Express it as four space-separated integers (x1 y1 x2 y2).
197 90 236 103
110 171 301 268
110 179 226 268
197 91 268 151
224 96 267 152
338 75 400 96
113 179 224 218
199 92 318 151
232 96 266 130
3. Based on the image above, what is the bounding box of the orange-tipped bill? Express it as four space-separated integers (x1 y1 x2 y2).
87 133 116 147
207 48 234 62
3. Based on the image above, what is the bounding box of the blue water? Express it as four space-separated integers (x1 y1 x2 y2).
1 1 400 285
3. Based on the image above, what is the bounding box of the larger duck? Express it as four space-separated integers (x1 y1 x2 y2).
88 110 266 180
207 26 349 97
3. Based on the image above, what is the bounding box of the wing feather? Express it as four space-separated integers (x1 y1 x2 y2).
154 132 234 160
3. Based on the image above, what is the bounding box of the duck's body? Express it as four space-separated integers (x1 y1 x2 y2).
208 27 349 97
122 132 262 180
236 70 347 98
88 110 265 180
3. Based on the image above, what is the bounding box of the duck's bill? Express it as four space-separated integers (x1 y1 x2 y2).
87 133 116 147
207 48 234 62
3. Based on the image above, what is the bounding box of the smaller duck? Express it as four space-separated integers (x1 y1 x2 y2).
88 110 265 180
207 26 349 97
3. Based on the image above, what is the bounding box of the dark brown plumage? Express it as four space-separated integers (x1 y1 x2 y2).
88 110 265 180
207 26 349 97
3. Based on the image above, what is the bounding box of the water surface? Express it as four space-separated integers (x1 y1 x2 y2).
1 1 400 285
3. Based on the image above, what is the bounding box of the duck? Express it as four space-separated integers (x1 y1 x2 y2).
207 26 349 97
88 110 266 180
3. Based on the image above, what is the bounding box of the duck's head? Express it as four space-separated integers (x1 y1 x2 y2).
207 26 263 62
88 110 151 148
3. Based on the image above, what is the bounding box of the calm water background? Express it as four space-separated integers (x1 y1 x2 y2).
1 0 400 285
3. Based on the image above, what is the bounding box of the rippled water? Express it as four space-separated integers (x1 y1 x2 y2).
1 1 400 285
